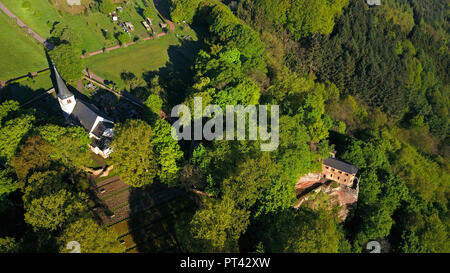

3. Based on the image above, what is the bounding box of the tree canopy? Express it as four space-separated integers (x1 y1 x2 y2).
58 218 125 253
110 119 158 187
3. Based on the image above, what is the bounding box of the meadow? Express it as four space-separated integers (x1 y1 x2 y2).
0 10 47 81
1 0 166 53
84 28 198 89
4 73 53 103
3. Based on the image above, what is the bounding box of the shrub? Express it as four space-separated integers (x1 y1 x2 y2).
22 1 31 9
116 32 131 45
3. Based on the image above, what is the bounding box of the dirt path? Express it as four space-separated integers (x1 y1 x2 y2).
0 1 54 49
76 79 82 92
84 69 105 84
161 18 175 31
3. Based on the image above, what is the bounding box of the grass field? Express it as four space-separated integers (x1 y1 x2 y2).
2 0 113 52
84 29 198 89
3 73 53 103
0 10 47 81
2 0 169 53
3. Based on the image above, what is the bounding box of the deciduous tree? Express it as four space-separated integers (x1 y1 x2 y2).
58 218 126 253
110 119 158 187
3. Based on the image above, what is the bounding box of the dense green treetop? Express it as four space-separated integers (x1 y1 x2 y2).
58 218 125 253
49 44 83 83
24 189 87 231
110 119 158 187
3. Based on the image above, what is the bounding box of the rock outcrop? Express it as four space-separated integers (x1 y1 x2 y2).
294 173 359 221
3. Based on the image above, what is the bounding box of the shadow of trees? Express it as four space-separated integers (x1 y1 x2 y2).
142 38 204 109
1 82 66 127
153 0 172 21
126 182 199 253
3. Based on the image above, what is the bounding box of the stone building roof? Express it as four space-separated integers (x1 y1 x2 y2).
323 158 358 175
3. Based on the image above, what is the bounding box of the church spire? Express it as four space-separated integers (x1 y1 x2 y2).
52 63 74 100
51 63 76 115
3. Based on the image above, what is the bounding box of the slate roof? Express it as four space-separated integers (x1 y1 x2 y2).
52 64 74 100
323 158 358 175
70 101 100 132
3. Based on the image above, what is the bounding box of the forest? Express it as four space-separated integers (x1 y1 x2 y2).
0 0 448 253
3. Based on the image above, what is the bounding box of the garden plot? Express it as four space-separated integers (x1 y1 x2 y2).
128 187 185 213
107 194 197 253
103 189 130 210
126 247 138 253
94 179 130 199
101 204 131 226
110 219 132 237
117 234 136 249
109 196 188 237
98 186 187 225
95 175 121 187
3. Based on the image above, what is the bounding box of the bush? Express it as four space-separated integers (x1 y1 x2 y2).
116 32 131 45
22 1 31 9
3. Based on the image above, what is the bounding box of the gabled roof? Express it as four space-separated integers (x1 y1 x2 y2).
91 120 114 138
70 100 100 132
323 158 358 175
52 64 74 100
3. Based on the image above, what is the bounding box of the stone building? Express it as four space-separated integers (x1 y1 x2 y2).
322 157 358 187
295 154 360 221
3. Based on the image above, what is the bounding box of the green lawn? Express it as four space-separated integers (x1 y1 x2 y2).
1 0 55 38
2 0 112 52
84 30 198 89
0 10 47 81
1 0 169 53
3 73 53 103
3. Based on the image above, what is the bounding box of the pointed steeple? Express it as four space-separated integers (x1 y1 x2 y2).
51 62 76 115
52 63 74 100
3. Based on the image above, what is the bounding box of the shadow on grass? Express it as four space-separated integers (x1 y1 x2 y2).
2 82 48 105
153 0 172 21
1 82 66 127
142 38 205 109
